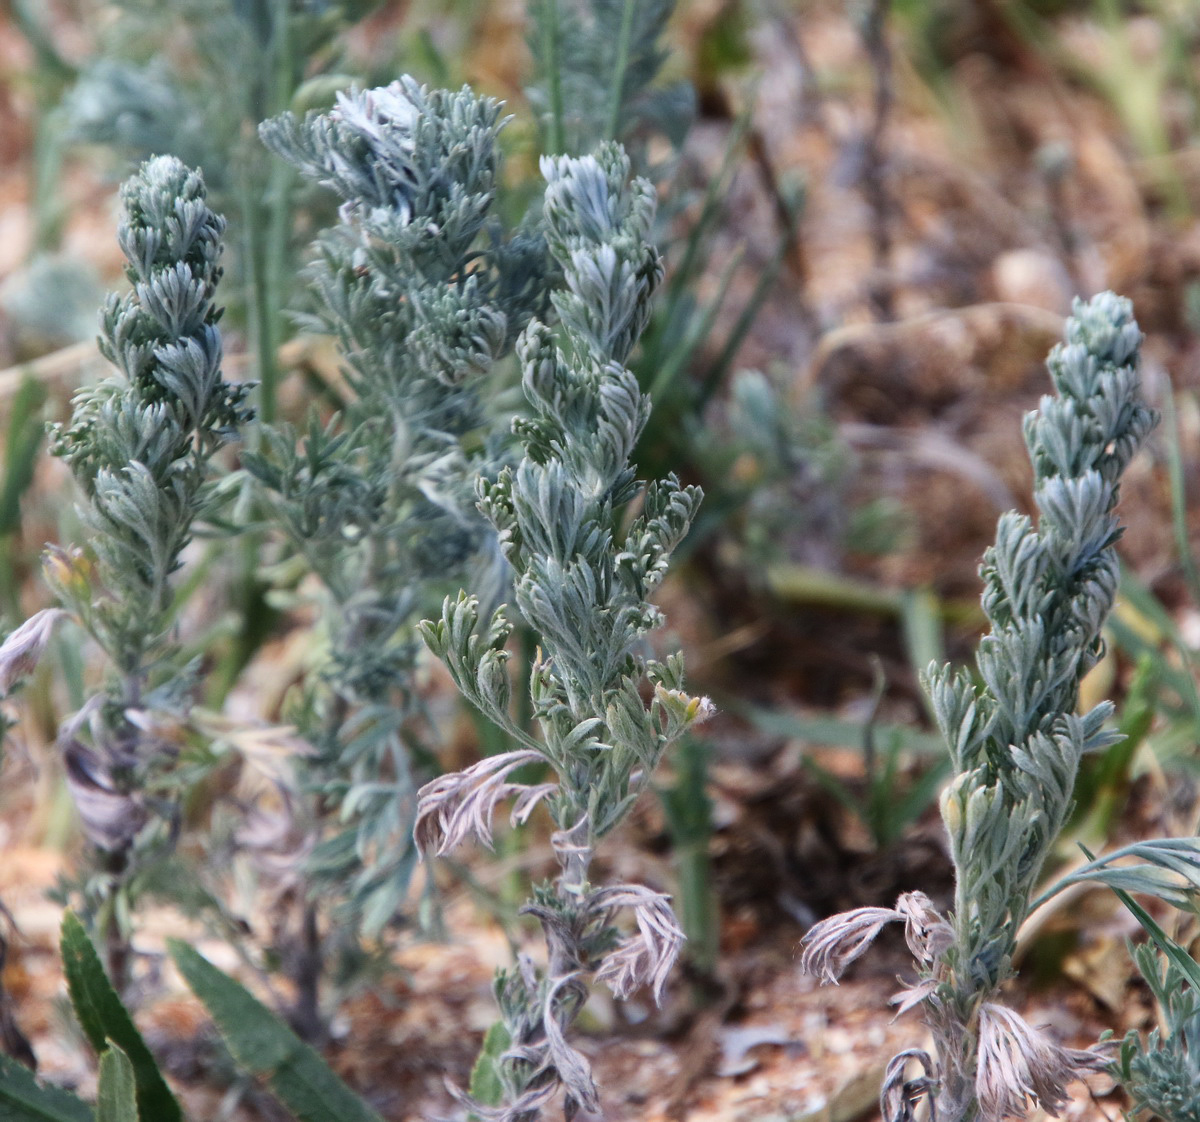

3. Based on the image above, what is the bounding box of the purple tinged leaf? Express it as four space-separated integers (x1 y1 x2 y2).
0 608 67 691
414 749 544 856
799 905 904 984
591 884 685 1005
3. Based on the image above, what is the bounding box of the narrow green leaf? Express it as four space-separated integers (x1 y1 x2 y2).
695 244 784 410
59 913 180 1122
1159 367 1200 606
603 0 637 142
1035 838 1200 911
0 1053 93 1122
96 1044 138 1122
0 373 46 535
900 588 944 704
745 705 947 757
1106 876 1200 994
168 940 386 1122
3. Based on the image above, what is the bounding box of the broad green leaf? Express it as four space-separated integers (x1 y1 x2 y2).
96 1044 138 1122
0 1053 93 1122
59 913 180 1122
168 940 386 1122
468 1021 511 1108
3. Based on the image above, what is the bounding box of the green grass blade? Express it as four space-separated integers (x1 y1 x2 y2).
1095 856 1200 994
649 246 743 401
96 1044 138 1122
60 913 180 1122
694 243 784 410
604 0 637 142
0 374 47 536
168 940 386 1122
539 0 565 153
744 705 946 757
1160 377 1200 605
0 1055 93 1122
663 92 754 310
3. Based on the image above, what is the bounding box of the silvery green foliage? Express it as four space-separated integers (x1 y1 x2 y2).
417 143 709 1121
63 59 212 182
10 157 248 979
0 253 105 354
250 79 550 939
53 157 249 668
800 293 1159 1122
61 0 378 188
727 369 898 570
1116 941 1200 1122
528 0 694 155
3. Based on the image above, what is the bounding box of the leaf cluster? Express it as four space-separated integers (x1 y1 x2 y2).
0 911 385 1122
51 156 250 676
423 142 706 843
245 78 553 935
927 293 1157 994
527 0 694 156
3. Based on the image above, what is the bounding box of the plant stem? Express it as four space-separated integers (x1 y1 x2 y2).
541 0 566 154
104 847 130 995
604 0 637 143
861 0 895 321
290 900 325 1045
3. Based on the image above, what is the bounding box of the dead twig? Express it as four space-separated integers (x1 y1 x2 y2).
860 0 896 321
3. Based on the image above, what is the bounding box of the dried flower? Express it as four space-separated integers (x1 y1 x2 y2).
896 891 953 965
800 904 905 985
414 749 546 856
881 1050 935 1122
889 978 939 1020
976 1003 1109 1122
62 740 148 852
591 884 686 1004
542 974 599 1117
0 608 66 691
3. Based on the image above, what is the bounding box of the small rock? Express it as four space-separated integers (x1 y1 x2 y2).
991 248 1073 313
